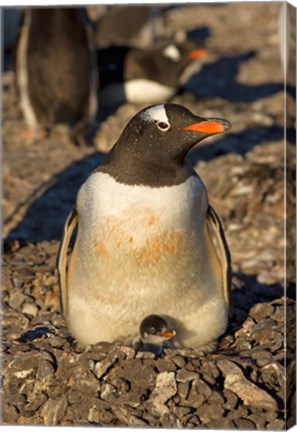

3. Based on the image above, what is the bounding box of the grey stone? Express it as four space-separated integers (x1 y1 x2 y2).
232 418 256 429
87 404 115 425
177 381 190 400
249 302 274 321
36 359 55 379
223 389 238 410
218 359 278 411
266 418 285 429
172 355 187 368
24 393 48 411
176 369 199 382
148 371 177 417
100 383 118 403
41 395 68 425
196 402 225 423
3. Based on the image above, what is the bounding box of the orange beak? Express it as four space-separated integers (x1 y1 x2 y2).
181 119 231 135
160 330 176 338
188 48 206 60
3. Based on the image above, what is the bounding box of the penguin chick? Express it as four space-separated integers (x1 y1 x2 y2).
139 314 176 355
16 8 98 141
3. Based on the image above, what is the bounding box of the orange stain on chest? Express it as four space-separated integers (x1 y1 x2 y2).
133 229 184 264
94 211 185 265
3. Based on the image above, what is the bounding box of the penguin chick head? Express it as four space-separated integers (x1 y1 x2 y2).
112 103 231 165
140 314 176 345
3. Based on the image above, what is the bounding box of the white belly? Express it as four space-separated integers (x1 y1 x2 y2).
67 172 227 347
100 79 175 107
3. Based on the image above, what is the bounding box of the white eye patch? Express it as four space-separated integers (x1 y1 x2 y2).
162 44 181 62
140 104 170 126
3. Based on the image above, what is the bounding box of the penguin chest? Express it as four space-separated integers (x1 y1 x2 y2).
76 172 208 278
95 207 187 267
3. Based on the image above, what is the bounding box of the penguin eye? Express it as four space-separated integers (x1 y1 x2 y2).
156 121 170 131
149 326 156 334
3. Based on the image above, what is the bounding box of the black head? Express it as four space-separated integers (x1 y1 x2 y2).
99 103 231 186
140 314 176 342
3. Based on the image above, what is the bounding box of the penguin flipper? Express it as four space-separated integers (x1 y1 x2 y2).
57 208 78 317
205 205 232 317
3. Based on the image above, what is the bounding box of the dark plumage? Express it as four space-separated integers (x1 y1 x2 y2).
16 8 98 133
140 315 176 355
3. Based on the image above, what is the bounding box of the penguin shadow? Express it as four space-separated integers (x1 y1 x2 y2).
221 272 286 341
5 151 106 242
182 50 292 103
187 123 295 164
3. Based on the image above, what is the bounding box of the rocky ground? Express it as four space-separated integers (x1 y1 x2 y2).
2 2 296 428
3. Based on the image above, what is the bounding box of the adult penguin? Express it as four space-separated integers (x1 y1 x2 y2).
16 8 98 141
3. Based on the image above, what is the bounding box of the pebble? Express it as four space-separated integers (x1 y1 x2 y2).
223 389 238 410
148 371 177 417
22 302 39 317
41 396 68 425
171 355 187 369
36 359 55 379
232 418 256 429
24 393 48 412
94 348 123 379
87 403 115 425
249 302 274 320
9 290 25 309
218 360 278 411
196 402 225 423
266 418 285 429
176 369 199 382
177 381 190 400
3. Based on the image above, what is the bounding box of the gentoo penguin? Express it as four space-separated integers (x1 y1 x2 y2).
58 103 232 351
16 8 98 138
98 40 206 107
140 314 176 355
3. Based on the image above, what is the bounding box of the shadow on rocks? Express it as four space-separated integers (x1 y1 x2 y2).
188 124 295 164
6 150 106 243
227 272 284 332
183 50 293 103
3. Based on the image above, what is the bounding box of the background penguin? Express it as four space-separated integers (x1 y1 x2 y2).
58 103 232 351
3 8 21 71
98 40 206 108
15 8 98 141
139 314 176 355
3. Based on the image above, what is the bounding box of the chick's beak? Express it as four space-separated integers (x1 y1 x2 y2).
160 329 176 339
181 118 231 135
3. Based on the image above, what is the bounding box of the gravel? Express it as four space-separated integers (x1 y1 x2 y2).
2 2 295 428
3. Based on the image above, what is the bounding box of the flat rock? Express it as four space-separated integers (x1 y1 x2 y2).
218 359 278 411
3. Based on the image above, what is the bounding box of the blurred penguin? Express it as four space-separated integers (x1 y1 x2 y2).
98 39 206 108
16 8 98 143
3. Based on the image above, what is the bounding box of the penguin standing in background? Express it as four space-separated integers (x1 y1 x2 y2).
98 40 206 108
16 8 98 141
58 103 232 352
